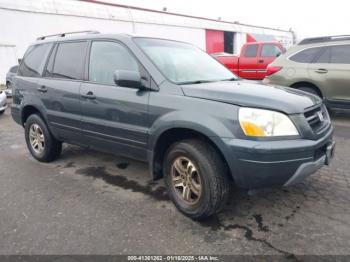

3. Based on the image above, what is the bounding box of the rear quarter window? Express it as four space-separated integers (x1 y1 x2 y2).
18 44 52 77
289 47 323 63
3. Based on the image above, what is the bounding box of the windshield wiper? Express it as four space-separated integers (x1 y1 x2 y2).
220 77 238 81
178 80 215 85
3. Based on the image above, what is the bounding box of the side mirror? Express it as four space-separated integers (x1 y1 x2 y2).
18 58 22 64
113 70 142 89
276 52 281 57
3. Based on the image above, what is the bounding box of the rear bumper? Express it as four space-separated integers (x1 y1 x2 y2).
219 126 334 189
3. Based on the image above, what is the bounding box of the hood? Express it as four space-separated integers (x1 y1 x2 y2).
181 80 321 114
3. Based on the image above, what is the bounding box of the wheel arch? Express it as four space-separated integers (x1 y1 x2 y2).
290 81 323 98
21 105 47 127
150 127 234 184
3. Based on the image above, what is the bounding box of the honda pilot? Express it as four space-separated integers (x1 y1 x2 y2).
12 31 335 219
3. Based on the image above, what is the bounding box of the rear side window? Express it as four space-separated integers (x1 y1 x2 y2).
244 45 258 57
51 41 88 80
314 47 330 63
18 44 52 77
330 45 350 64
289 47 322 63
89 41 139 85
261 44 282 57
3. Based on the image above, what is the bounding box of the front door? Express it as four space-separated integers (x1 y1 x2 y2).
80 40 150 161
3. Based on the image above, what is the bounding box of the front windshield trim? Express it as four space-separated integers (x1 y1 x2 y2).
132 37 238 85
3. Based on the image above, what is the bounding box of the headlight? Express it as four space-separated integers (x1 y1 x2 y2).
239 107 299 137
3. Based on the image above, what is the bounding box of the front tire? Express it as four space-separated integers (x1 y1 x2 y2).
163 139 230 220
25 114 62 162
0 110 4 115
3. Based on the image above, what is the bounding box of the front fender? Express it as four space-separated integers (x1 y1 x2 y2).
148 110 235 150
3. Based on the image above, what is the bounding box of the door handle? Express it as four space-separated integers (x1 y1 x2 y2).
81 91 96 99
258 59 264 64
37 85 48 93
315 68 328 74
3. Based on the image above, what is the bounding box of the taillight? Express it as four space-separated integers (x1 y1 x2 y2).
266 66 282 76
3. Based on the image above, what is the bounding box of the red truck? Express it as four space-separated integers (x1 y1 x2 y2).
212 42 285 80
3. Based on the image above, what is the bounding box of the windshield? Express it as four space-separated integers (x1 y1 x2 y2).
134 38 237 84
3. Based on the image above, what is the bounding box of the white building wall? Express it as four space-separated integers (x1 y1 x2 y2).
0 0 293 84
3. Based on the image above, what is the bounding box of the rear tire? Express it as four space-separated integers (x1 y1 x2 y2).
25 114 62 162
0 110 4 115
297 86 321 98
163 139 230 220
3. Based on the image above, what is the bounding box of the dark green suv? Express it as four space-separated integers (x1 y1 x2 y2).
12 32 335 219
264 35 350 109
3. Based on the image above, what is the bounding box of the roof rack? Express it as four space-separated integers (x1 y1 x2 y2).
298 35 350 45
37 30 100 40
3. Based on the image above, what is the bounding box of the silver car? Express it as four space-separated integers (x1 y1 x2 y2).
5 65 18 97
0 90 7 114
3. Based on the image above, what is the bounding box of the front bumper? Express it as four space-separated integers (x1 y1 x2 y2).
220 126 334 189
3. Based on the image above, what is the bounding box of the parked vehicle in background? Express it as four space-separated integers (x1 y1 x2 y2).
213 42 285 80
12 32 335 219
5 65 18 97
0 90 7 114
264 35 350 109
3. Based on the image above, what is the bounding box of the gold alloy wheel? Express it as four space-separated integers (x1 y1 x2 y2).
29 123 45 154
170 156 202 205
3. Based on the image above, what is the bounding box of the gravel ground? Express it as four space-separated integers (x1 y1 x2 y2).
0 102 349 258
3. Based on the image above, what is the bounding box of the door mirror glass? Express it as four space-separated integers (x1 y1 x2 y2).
113 70 142 89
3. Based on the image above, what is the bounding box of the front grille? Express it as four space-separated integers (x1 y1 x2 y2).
304 104 330 134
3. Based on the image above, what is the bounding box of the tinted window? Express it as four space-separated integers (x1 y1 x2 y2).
89 41 139 85
314 47 330 63
289 47 322 63
330 45 350 64
44 45 57 77
18 44 52 77
261 44 282 57
52 42 87 79
244 45 258 57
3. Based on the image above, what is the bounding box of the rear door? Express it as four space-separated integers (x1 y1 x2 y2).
308 44 350 104
39 41 88 141
80 40 150 161
16 43 53 112
239 44 258 79
257 44 283 79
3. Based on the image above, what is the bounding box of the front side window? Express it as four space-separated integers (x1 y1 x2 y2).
18 44 52 77
289 47 322 63
134 38 235 84
330 45 350 64
51 41 88 80
261 44 282 57
89 41 139 85
244 45 258 57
